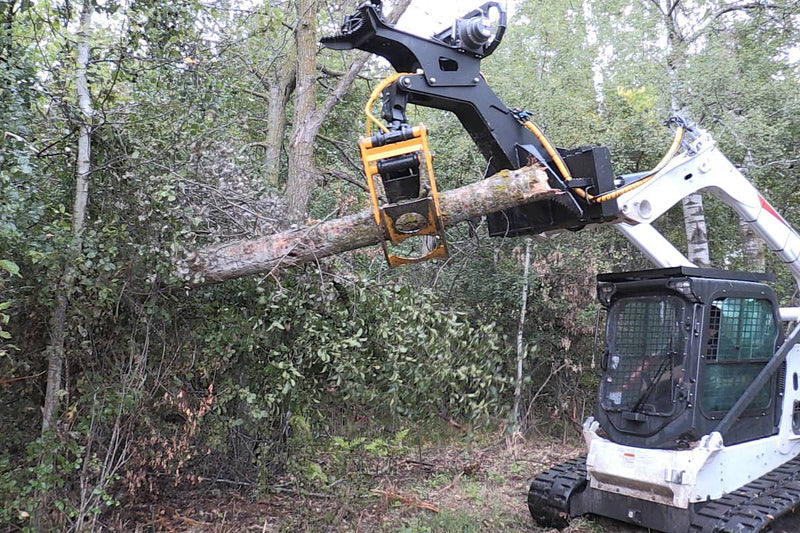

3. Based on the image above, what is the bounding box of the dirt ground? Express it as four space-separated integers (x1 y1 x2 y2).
108 429 650 533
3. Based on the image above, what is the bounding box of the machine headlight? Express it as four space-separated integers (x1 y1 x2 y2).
597 282 616 306
668 278 699 302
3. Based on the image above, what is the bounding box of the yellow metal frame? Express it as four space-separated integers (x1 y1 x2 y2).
358 124 448 267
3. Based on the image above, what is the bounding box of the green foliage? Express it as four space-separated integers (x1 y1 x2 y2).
1 0 798 527
0 260 20 372
0 430 118 529
188 275 511 485
201 276 509 423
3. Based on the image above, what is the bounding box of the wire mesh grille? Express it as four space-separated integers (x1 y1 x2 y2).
702 297 777 412
706 298 777 362
602 297 684 413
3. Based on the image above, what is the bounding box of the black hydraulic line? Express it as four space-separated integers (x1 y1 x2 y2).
716 321 800 439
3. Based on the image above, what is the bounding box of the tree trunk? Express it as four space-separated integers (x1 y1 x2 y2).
514 238 532 429
739 152 765 270
284 0 412 223
738 218 766 271
285 0 319 223
264 65 295 187
681 194 711 267
182 165 554 286
41 0 94 434
662 1 712 268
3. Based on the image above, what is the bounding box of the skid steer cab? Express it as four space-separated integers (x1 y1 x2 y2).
595 267 782 450
530 267 800 533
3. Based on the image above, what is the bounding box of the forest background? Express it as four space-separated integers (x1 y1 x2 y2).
1 0 798 530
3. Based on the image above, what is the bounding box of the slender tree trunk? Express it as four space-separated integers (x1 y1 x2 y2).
36 2 94 528
663 4 711 267
264 63 295 187
681 194 711 267
738 218 765 271
581 0 605 110
41 0 93 434
264 82 287 186
285 0 319 223
739 152 765 270
514 238 532 429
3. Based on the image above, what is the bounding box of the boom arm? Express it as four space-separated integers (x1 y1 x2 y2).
323 2 800 317
613 125 800 319
321 1 620 237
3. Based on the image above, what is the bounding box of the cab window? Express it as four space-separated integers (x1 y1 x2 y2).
702 297 777 412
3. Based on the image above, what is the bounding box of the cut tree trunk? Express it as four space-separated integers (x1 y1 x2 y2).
182 166 554 286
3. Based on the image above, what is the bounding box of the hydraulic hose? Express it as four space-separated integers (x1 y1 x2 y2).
520 116 684 204
519 120 587 199
590 126 684 203
364 72 413 136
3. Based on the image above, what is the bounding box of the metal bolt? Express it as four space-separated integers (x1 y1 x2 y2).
430 77 436 84
402 77 411 86
473 77 480 83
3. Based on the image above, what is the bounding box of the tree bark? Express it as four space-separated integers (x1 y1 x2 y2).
285 0 319 223
659 1 712 268
264 62 295 187
681 194 711 267
739 151 765 270
41 0 93 434
284 0 412 223
182 166 554 286
738 218 766 271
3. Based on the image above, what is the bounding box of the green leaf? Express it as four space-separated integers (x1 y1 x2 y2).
0 260 20 276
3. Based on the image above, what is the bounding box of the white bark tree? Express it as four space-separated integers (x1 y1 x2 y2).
514 238 533 428
41 0 94 434
645 0 780 267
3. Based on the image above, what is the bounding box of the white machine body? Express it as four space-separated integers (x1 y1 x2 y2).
584 342 800 509
582 126 800 511
613 128 800 321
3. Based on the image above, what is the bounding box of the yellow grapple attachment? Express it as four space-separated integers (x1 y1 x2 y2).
358 124 448 267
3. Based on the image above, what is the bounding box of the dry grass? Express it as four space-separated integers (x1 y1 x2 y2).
108 428 648 532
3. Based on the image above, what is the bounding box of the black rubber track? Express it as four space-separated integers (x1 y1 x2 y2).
527 456 587 529
689 455 800 532
529 454 800 532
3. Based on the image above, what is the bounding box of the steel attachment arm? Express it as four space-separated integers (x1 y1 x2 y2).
614 124 800 318
322 1 619 239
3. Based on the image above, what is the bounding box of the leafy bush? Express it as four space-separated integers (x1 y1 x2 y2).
186 274 512 484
